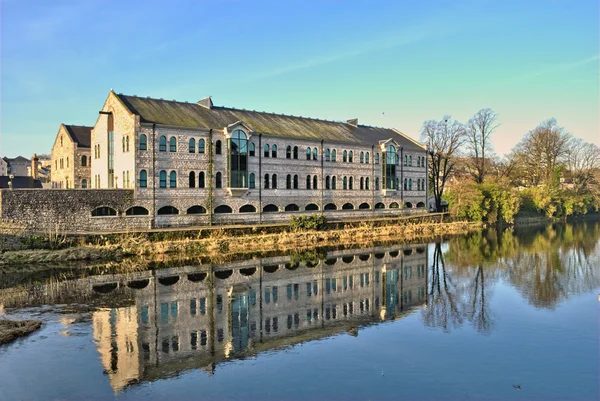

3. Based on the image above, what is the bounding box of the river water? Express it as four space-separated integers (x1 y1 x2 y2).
0 222 598 401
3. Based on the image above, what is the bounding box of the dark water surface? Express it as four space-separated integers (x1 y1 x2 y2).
0 222 598 401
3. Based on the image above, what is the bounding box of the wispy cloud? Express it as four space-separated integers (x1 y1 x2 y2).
502 55 600 84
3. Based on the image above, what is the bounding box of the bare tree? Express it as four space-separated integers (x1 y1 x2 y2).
421 116 465 212
567 139 600 193
464 108 499 183
512 118 571 186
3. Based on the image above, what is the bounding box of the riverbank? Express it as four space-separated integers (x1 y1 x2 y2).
0 319 42 344
0 215 482 266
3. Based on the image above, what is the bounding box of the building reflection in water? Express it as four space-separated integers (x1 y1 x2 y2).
91 244 428 392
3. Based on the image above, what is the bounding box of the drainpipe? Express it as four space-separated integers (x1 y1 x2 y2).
259 134 262 224
152 123 156 229
320 140 324 211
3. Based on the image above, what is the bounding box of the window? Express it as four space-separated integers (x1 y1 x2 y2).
139 134 147 151
126 136 130 152
169 171 177 188
360 152 364 163
375 153 380 164
366 152 370 164
229 130 248 188
375 177 380 190
306 147 311 160
343 176 347 190
286 174 292 189
404 155 408 166
189 171 195 188
404 178 408 190
249 173 255 189
169 136 177 152
326 176 330 189
343 150 347 162
409 178 413 190
366 177 370 190
325 149 330 162
160 171 167 188
313 175 318 189
67 157 69 168
157 206 179 215
272 174 278 189
81 179 87 188
198 172 205 188
286 146 292 159
409 156 412 166
199 139 205 153
385 145 397 189
332 176 337 189
271 144 277 158
349 151 353 163
293 146 298 159
216 172 222 188
312 148 317 160
264 174 270 189
349 177 353 190
159 136 167 152
91 207 117 217
332 149 337 162
140 170 147 187
264 144 269 157
122 137 126 152
81 155 87 166
189 138 196 153
360 177 364 190
215 140 222 155
248 142 255 156
306 175 311 189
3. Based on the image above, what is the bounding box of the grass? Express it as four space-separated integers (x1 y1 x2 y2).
0 318 42 344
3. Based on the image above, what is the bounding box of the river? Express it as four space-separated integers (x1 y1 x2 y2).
0 221 598 400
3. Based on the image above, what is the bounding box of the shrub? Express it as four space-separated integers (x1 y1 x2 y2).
289 214 327 230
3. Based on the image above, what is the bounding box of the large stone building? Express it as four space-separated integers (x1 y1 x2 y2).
50 124 92 188
89 90 428 227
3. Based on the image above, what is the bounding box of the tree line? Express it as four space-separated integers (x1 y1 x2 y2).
420 110 600 222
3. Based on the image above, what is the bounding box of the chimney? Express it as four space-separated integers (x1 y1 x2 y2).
198 96 213 109
347 118 358 127
31 154 39 180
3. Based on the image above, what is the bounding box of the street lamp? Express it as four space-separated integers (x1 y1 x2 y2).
8 174 14 190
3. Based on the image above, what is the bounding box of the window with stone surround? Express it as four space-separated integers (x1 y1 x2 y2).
189 138 196 153
312 148 317 160
169 171 177 188
293 146 298 159
366 152 370 164
139 134 147 151
216 140 222 155
325 149 330 161
169 137 177 152
199 139 205 154
159 136 167 152
140 170 147 187
215 172 222 188
198 172 205 188
189 171 195 188
332 149 337 162
343 150 347 162
306 147 311 160
249 173 255 189
271 144 277 158
286 146 292 159
360 152 364 163
349 151 353 163
81 155 87 166
159 171 167 188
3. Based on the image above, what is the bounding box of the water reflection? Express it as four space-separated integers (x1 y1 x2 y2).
90 245 428 392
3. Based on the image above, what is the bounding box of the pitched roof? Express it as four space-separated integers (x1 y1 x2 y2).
116 94 424 149
3 156 30 163
0 176 43 189
64 125 92 148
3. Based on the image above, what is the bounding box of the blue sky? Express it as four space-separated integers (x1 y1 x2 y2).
1 0 598 158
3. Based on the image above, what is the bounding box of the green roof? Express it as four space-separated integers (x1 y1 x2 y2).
117 94 424 149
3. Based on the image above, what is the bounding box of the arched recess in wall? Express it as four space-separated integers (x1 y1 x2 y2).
263 204 279 213
389 250 400 257
215 270 233 279
305 203 319 211
403 249 413 256
404 202 413 208
359 254 370 261
157 206 179 215
416 202 425 208
342 255 354 263
342 203 354 210
374 202 385 209
324 203 337 210
240 267 257 276
374 253 385 259
158 276 179 286
285 204 300 212
239 204 257 213
214 205 233 214
125 206 149 216
263 265 278 273
389 202 400 209
187 205 207 214
91 206 117 217
325 258 337 265
358 202 370 209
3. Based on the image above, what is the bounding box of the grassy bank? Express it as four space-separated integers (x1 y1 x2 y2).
0 319 42 344
0 216 482 266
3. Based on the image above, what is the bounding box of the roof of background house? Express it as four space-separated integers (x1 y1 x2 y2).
116 94 425 150
2 156 30 163
64 125 92 148
0 176 43 189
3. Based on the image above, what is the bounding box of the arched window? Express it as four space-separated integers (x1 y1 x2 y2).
140 170 147 188
157 206 179 215
342 203 354 210
349 177 354 190
326 176 331 189
169 136 177 152
240 204 256 213
139 134 147 151
343 150 347 162
365 177 370 190
332 149 337 162
343 176 348 190
305 204 319 211
264 174 270 189
390 202 400 209
306 147 311 160
229 130 248 188
81 155 87 166
332 176 337 189
126 206 149 216
214 205 233 214
366 152 370 164
215 140 222 155
409 156 412 166
349 151 353 163
313 175 318 189
312 148 317 160
360 152 364 163
324 203 337 210
126 136 130 152
286 146 292 159
122 137 126 152
81 179 87 188
189 138 196 153
169 171 177 188
409 178 413 190
293 146 298 159
404 178 408 190
187 205 207 214
91 207 117 217
159 136 167 152
386 145 397 189
375 177 380 190
375 153 380 164
263 204 278 213
360 177 364 190
293 174 298 189
359 203 370 209
375 202 385 209
272 174 278 189
189 171 196 188
286 174 292 189
285 204 300 212
404 155 408 166
199 139 205 153
249 173 255 189
325 149 330 162
159 170 167 188
199 172 205 188
306 175 311 189
216 172 222 188
66 157 69 167
417 156 420 167
249 142 255 156
264 144 269 157
271 144 277 158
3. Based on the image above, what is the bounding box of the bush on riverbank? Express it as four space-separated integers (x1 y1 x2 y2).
289 214 327 230
0 319 42 344
444 181 520 224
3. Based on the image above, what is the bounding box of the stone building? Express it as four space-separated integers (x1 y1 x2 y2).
0 158 6 176
90 90 428 227
50 124 92 188
2 156 30 176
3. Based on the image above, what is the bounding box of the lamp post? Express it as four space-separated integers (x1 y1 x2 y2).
8 174 14 190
